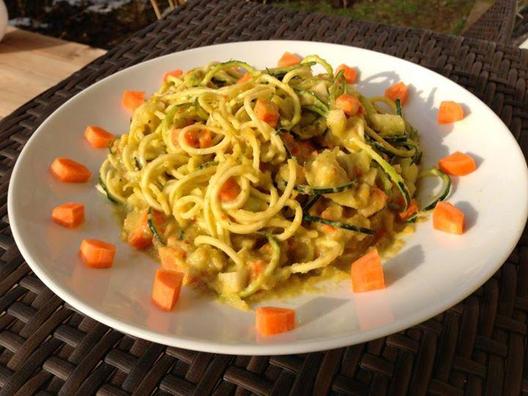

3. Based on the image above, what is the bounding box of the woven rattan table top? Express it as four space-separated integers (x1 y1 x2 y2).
1 0 527 394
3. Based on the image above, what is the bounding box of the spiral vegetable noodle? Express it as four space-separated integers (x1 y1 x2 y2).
99 55 422 307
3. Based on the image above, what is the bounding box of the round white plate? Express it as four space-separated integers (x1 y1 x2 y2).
8 41 528 355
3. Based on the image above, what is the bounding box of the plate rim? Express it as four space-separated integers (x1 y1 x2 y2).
7 40 528 355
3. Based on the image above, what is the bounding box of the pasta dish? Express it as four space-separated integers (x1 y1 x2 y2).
97 55 422 307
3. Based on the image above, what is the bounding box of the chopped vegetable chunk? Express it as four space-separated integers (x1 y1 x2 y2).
351 249 385 292
152 269 184 311
254 98 280 128
80 239 116 268
433 201 464 234
437 101 464 124
278 52 302 67
52 202 85 228
163 69 183 81
50 157 91 183
335 94 361 116
438 152 477 176
385 82 409 105
219 177 241 202
84 126 115 148
256 306 296 336
122 90 145 112
336 64 358 83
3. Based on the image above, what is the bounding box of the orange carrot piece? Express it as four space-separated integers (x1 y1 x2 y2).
121 90 145 112
127 212 152 250
152 269 184 311
238 73 252 84
350 248 385 292
189 132 202 148
128 230 152 249
335 94 361 116
438 152 477 176
437 101 465 124
398 199 418 221
183 131 197 147
254 98 280 128
256 306 296 336
158 246 199 285
249 260 265 280
219 177 241 202
159 246 186 271
184 129 213 148
50 157 91 183
336 64 358 83
277 52 302 67
433 201 465 234
151 209 167 234
80 239 116 269
52 202 85 228
384 82 409 105
198 129 212 148
84 126 115 148
321 224 337 233
163 69 183 81
282 133 315 160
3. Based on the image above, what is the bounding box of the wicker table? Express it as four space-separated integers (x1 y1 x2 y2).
1 1 527 394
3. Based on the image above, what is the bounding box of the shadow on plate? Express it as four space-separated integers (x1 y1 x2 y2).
384 245 425 286
358 71 452 162
296 296 348 327
466 151 484 167
455 200 478 231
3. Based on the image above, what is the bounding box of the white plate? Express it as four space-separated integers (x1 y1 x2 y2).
8 41 528 355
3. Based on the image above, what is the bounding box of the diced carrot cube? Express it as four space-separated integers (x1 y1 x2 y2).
278 52 302 67
163 69 183 81
52 202 85 228
219 177 241 202
152 269 184 311
336 64 358 83
437 101 465 124
335 94 361 116
438 152 477 176
80 239 116 269
122 90 145 112
398 199 418 221
350 249 385 292
84 126 115 148
127 211 152 250
254 98 280 128
433 201 465 234
50 157 91 183
385 82 409 105
256 306 296 336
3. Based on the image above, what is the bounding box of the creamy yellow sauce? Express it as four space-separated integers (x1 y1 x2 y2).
99 56 424 308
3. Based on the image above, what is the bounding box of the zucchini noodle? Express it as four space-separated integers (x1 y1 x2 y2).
99 56 423 306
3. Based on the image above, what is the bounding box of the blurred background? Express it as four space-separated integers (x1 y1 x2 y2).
7 0 526 50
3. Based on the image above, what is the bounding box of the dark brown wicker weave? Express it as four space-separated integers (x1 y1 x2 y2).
462 0 517 43
1 1 528 394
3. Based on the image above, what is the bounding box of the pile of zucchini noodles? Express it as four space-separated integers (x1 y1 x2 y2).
98 55 430 307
